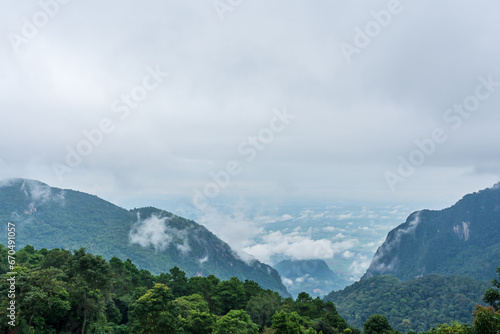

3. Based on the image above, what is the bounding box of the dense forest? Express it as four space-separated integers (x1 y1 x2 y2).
1 245 499 333
325 275 490 332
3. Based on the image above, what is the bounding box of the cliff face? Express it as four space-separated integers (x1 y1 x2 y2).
362 183 500 281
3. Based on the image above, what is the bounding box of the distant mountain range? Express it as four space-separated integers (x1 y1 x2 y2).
0 178 290 297
362 183 500 281
273 259 350 298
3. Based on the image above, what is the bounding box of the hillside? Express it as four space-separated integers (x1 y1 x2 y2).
273 259 350 298
0 178 290 297
324 274 489 333
362 183 500 281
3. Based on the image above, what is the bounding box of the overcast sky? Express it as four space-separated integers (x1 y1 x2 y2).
1 0 500 213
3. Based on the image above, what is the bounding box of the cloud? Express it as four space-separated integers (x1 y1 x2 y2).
337 213 353 220
1 1 499 209
242 230 358 263
198 255 209 265
333 233 346 239
0 178 66 204
196 206 263 259
129 213 190 253
281 277 293 287
349 254 371 276
342 250 355 258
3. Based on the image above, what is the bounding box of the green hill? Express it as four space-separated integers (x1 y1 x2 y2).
0 178 290 297
324 274 489 333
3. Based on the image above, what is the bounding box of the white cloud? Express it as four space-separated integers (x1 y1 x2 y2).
129 213 190 253
243 230 358 263
349 254 371 276
196 206 263 259
342 250 355 258
337 213 353 220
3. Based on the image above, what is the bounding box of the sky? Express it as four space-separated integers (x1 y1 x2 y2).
1 1 500 271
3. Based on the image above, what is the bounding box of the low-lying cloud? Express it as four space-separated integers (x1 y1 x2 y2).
243 230 358 264
129 213 190 253
1 178 65 204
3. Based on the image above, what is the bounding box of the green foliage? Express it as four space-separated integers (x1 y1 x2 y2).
272 311 309 333
213 277 247 315
246 292 282 331
472 306 500 334
363 314 394 334
422 321 472 334
0 245 351 334
484 266 500 311
325 274 489 332
128 283 178 333
213 310 259 334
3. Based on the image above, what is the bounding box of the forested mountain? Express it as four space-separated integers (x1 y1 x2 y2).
362 183 500 281
274 259 350 298
324 274 490 333
0 178 289 297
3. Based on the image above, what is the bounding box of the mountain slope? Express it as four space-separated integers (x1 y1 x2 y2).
325 274 489 333
362 183 500 281
273 259 350 298
0 178 290 297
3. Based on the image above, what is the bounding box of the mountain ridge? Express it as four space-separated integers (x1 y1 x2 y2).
0 178 290 297
362 183 500 281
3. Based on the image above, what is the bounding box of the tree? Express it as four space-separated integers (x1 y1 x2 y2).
212 277 247 315
363 314 394 334
67 248 113 334
213 309 259 334
484 266 500 311
128 283 179 333
472 305 500 334
175 294 217 333
272 311 311 334
157 266 189 298
321 301 348 331
188 275 220 312
246 292 281 331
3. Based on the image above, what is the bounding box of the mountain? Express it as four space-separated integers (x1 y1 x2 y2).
362 183 500 281
324 274 489 333
0 178 290 297
274 259 350 298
